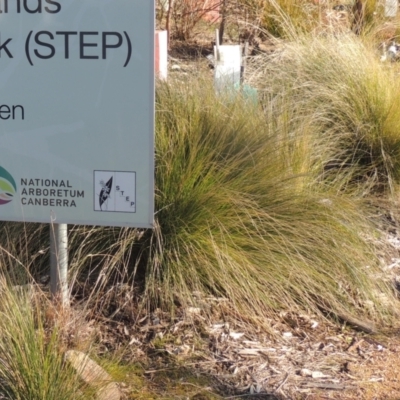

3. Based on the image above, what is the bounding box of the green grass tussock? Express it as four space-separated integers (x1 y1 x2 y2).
0 279 87 400
252 34 400 193
239 0 381 38
239 0 320 39
146 79 396 325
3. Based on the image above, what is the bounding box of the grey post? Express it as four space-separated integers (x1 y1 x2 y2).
50 223 69 306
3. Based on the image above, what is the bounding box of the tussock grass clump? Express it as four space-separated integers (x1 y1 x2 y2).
0 279 86 400
251 35 400 193
237 0 380 39
238 0 320 39
0 222 140 309
144 79 397 325
0 222 49 281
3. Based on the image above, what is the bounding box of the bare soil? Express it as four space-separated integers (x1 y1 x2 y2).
93 296 400 399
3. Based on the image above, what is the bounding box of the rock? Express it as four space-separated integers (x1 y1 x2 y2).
300 368 313 377
312 371 330 379
65 350 121 400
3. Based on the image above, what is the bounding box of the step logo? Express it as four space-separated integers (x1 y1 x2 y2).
0 166 16 205
94 170 136 213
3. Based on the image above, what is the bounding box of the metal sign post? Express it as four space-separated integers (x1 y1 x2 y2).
50 223 69 306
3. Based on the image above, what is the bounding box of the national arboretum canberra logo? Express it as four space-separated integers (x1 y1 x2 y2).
0 166 16 205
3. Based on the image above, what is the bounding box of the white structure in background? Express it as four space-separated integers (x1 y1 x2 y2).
160 0 169 11
155 30 168 80
381 42 388 61
380 41 400 62
385 0 398 17
388 41 399 60
214 45 241 92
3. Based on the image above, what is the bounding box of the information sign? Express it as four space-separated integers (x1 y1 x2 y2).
0 0 154 228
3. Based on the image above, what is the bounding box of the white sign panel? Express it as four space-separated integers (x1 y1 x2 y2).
0 0 154 228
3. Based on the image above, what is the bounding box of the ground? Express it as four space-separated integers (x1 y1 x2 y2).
95 300 400 399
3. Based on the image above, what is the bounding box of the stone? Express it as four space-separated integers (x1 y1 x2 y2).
312 371 330 379
65 350 121 400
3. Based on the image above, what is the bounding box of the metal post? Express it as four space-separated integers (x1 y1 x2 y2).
50 223 69 307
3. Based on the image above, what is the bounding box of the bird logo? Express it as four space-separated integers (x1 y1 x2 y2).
99 176 113 211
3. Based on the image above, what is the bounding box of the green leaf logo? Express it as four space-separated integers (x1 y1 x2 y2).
0 166 16 205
